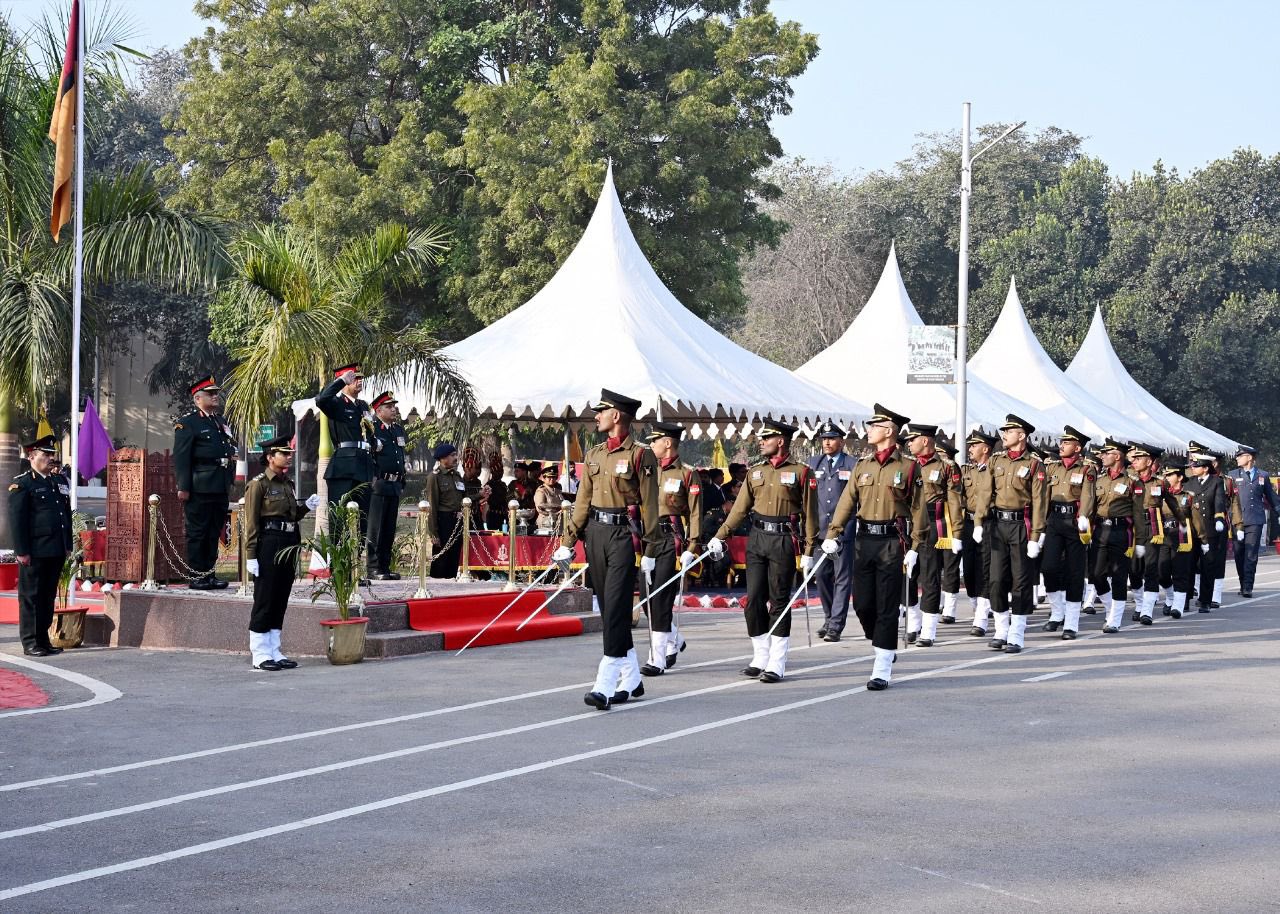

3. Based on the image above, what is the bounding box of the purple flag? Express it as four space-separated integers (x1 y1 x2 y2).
78 397 113 480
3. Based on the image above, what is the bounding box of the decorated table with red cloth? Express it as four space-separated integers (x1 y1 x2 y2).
464 533 585 572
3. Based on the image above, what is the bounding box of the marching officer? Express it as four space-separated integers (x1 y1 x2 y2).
173 375 237 590
366 391 407 580
1128 444 1174 624
937 439 963 625
639 422 701 676
708 418 818 683
1184 449 1229 612
1228 445 1277 597
821 404 918 691
1093 439 1148 632
8 435 72 656
553 390 659 710
1159 457 1198 618
425 442 465 579
807 421 855 642
902 424 964 648
1041 426 1096 640
315 364 374 545
985 415 1047 653
962 430 996 636
243 436 321 670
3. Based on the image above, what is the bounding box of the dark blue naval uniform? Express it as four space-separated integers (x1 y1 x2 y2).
808 450 856 634
1227 465 1278 594
367 421 407 575
8 470 73 653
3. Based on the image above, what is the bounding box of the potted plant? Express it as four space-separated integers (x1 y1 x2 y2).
291 501 369 664
51 513 91 648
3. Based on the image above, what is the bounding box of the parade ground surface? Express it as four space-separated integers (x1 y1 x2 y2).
2 557 1278 912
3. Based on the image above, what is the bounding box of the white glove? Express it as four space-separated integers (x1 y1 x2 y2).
1135 544 1146 558
679 550 696 568
305 493 321 511
950 538 963 554
800 554 813 572
1026 540 1041 559
246 559 260 577
904 549 918 575
552 545 573 563
1236 529 1245 542
1215 519 1225 532
1201 543 1210 554
820 538 840 555
640 556 656 574
706 536 724 557
972 525 984 544
1077 516 1090 533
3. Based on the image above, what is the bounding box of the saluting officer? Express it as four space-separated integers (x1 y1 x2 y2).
366 391 407 580
1184 449 1230 612
1228 445 1278 598
243 436 320 671
807 421 856 642
1041 426 1096 640
639 422 701 677
554 390 659 711
962 430 996 636
822 404 918 691
315 364 374 545
1093 439 1148 632
425 442 465 579
708 419 817 684
984 414 1047 653
902 424 964 648
8 435 72 656
173 375 237 590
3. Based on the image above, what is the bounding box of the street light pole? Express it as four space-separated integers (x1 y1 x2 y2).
954 103 1026 439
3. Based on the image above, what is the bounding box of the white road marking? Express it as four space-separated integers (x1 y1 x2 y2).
590 771 663 794
895 862 1042 905
0 653 122 719
1021 671 1070 683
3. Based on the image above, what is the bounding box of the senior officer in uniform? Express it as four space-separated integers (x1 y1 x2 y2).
553 390 659 710
901 424 963 648
1092 439 1148 632
1184 450 1230 612
244 436 321 670
985 414 1047 653
1040 426 1096 639
639 422 701 676
173 375 237 589
1228 445 1278 597
961 430 996 636
315 364 375 545
425 442 465 579
366 391 407 580
807 421 855 642
821 404 919 691
8 435 72 656
707 419 817 683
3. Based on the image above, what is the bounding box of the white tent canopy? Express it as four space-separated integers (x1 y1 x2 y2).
1066 306 1236 453
794 245 1058 438
292 164 866 436
970 278 1171 446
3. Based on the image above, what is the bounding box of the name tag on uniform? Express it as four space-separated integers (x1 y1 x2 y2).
396 437 406 447
663 478 682 493
1017 467 1029 478
1070 473 1084 485
929 470 940 482
779 471 797 486
1151 486 1162 496
752 470 763 481
814 470 825 479
858 473 873 484
57 484 70 496
1113 482 1128 494
614 459 629 475
837 470 851 481
454 480 466 491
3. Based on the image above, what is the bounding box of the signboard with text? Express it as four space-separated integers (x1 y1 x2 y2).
907 325 956 384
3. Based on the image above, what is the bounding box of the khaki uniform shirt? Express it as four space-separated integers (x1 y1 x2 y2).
961 463 993 521
826 446 918 539
987 449 1049 538
562 435 660 557
1095 466 1150 543
425 466 465 540
658 461 703 551
534 483 563 531
1045 456 1097 517
911 452 965 550
715 455 819 553
243 468 307 560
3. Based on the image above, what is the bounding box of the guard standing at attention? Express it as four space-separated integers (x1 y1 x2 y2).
639 422 701 676
1227 445 1277 598
962 430 996 636
554 390 659 711
807 421 856 642
315 364 374 545
366 391 407 580
821 404 918 691
173 375 237 590
425 442 464 579
1040 426 1096 640
902 424 964 648
8 435 72 656
985 414 1047 653
708 419 818 684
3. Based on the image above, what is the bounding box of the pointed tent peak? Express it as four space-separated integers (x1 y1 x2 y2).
859 242 921 326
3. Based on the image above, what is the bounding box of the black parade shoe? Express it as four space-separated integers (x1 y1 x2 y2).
584 691 611 711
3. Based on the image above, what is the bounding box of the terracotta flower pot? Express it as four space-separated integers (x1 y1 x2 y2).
320 616 369 665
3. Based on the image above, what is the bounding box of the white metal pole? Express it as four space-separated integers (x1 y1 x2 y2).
955 101 971 442
69 0 86 511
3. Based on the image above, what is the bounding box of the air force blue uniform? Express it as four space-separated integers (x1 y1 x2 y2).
1228 461 1277 595
808 448 856 635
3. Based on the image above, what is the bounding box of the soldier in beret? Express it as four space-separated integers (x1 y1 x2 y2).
173 375 237 590
8 435 72 656
426 442 465 579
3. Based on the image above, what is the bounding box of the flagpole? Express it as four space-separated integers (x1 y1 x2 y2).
70 0 85 512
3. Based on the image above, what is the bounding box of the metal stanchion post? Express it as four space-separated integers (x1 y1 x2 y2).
236 498 252 599
457 497 474 582
141 494 160 591
504 498 519 591
414 500 433 599
347 501 366 609
558 500 571 582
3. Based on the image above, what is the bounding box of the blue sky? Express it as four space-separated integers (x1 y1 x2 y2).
5 0 1278 179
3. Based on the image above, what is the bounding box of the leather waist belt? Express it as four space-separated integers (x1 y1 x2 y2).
659 516 685 531
195 458 230 467
965 510 991 521
590 508 629 526
1050 503 1077 516
1100 516 1131 527
858 521 897 536
336 441 371 450
995 509 1026 522
263 520 298 533
752 518 795 534
378 472 403 482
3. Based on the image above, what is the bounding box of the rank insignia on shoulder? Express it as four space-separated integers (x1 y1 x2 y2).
809 476 818 489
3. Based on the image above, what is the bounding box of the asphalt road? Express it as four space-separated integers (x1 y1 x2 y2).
2 555 1278 913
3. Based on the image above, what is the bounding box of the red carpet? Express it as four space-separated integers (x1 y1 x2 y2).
0 594 105 626
407 590 583 650
0 670 49 709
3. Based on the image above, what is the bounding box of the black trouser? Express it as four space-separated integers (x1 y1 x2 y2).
250 529 298 633
1198 531 1224 607
1143 534 1174 593
815 533 854 632
18 556 64 652
184 492 228 578
908 509 942 614
1235 523 1264 592
1129 545 1145 592
941 542 961 596
1171 535 1197 600
853 532 903 651
1094 519 1132 602
327 476 370 546
962 515 991 599
367 480 401 573
645 528 679 633
585 521 637 657
744 526 796 639
1042 510 1087 601
1086 536 1101 593
430 510 461 579
990 515 1033 616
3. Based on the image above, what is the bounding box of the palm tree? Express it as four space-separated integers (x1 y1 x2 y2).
0 8 228 547
215 222 476 528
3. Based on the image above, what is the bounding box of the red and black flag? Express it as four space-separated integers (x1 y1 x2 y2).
48 0 79 242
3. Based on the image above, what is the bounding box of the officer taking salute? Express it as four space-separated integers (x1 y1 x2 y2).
553 390 659 711
808 421 856 642
1040 426 1096 640
315 364 374 546
707 419 818 684
1228 445 1277 598
173 375 237 590
984 414 1047 653
366 391 407 580
8 435 72 657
